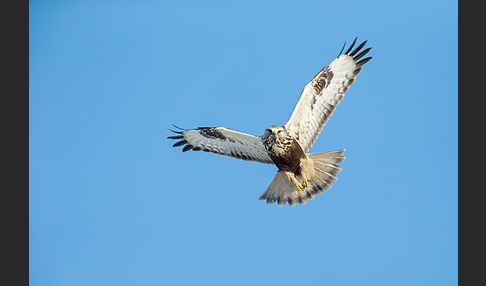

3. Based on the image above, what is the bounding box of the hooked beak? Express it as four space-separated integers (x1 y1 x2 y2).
273 129 277 135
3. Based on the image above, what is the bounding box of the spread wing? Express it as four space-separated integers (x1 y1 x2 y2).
285 38 373 152
168 126 273 164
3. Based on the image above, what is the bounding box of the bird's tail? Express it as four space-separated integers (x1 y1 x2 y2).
259 149 345 206
305 149 345 193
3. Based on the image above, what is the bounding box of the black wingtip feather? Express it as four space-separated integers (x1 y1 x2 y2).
353 47 372 60
167 135 184 139
182 145 193 152
340 37 373 64
171 124 185 130
172 140 187 147
357 56 373 66
344 37 357 54
337 41 346 57
169 129 183 134
349 40 367 56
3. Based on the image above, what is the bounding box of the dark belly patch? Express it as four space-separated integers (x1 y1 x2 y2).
269 139 306 173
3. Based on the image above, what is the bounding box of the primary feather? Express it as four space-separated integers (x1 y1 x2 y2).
285 39 372 152
169 126 273 164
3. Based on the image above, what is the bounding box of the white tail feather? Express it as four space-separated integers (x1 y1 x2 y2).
259 149 345 206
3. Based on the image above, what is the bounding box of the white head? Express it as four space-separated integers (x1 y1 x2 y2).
263 125 287 141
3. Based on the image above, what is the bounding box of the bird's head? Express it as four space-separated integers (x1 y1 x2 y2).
263 125 287 140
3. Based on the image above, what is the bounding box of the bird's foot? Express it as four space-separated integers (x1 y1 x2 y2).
296 182 304 191
296 179 309 192
303 179 309 188
292 175 308 192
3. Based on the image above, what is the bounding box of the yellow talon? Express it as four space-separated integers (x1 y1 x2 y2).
296 182 304 191
303 179 309 187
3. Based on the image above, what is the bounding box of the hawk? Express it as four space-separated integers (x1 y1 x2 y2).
169 38 373 206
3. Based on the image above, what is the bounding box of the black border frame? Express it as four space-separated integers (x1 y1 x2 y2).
460 1 484 285
3 1 28 285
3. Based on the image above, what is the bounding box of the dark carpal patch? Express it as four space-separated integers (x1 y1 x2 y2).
197 127 227 140
310 66 334 110
312 67 334 96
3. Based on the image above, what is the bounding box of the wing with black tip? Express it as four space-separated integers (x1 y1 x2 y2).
168 126 273 164
285 37 373 152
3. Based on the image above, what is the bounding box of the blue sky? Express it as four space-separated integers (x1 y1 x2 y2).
30 1 457 285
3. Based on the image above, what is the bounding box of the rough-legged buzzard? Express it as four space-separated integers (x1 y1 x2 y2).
169 38 373 206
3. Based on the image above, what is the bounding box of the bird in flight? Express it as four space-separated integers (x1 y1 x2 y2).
169 37 373 206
